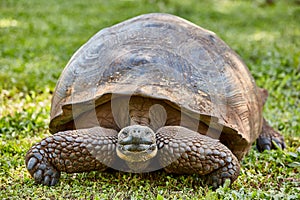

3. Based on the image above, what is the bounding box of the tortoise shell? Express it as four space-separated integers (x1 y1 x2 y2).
49 13 263 160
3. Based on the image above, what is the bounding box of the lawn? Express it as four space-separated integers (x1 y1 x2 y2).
0 0 299 199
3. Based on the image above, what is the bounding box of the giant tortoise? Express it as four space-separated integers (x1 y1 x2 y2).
25 13 285 188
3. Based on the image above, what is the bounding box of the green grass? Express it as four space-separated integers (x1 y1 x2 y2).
1 0 299 199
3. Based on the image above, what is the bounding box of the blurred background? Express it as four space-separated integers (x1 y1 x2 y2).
1 0 299 92
0 0 299 198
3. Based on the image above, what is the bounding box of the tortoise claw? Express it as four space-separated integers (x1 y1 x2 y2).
26 147 61 186
256 119 286 152
27 157 38 170
256 137 271 152
272 137 286 149
256 135 285 152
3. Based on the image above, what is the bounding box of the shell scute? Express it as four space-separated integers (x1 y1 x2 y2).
50 13 263 159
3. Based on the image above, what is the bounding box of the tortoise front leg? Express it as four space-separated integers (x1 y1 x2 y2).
156 126 240 188
25 127 118 186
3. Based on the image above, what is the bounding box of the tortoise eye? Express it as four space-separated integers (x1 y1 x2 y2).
122 131 128 137
145 132 151 136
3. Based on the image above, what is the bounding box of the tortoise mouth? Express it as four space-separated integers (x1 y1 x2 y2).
120 143 157 152
117 143 157 162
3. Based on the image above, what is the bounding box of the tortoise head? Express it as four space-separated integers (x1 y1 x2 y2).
116 125 157 170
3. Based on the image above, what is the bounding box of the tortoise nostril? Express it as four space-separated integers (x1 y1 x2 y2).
131 129 141 135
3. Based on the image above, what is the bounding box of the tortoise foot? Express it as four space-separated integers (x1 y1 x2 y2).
26 147 61 186
204 155 240 189
25 127 119 186
256 118 286 152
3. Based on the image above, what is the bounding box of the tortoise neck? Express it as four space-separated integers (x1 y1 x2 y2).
129 116 151 126
119 96 168 130
128 96 154 127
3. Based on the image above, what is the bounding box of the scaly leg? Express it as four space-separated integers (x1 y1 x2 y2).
156 126 240 188
25 127 118 186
